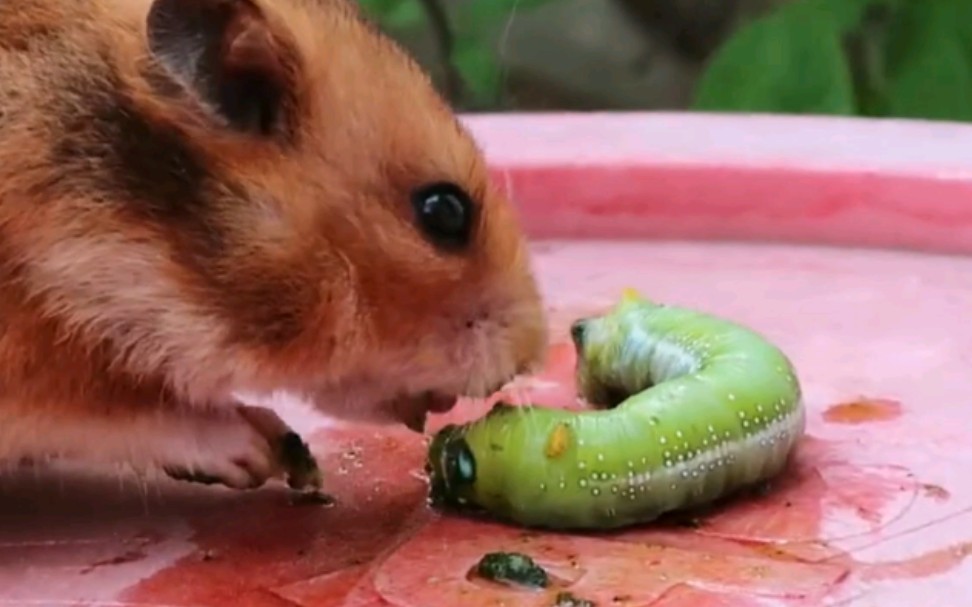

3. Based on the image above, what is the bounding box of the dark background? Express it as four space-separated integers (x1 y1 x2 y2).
357 0 972 123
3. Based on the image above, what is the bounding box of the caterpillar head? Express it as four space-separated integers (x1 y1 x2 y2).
570 290 658 408
425 423 479 509
425 402 532 519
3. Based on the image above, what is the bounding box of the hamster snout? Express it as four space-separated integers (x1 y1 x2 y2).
317 272 549 433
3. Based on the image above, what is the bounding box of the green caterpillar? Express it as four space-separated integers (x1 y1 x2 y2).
426 289 805 530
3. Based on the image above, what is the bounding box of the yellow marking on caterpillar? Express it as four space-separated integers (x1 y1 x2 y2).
545 423 572 459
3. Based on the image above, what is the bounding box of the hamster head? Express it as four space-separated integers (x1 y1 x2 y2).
28 0 547 430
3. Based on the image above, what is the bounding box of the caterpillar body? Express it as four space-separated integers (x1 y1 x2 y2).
426 289 805 531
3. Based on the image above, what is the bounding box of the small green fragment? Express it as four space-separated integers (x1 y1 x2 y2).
474 552 549 589
554 591 596 607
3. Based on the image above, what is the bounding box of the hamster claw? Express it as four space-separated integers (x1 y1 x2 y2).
236 405 324 491
157 404 325 493
276 430 324 490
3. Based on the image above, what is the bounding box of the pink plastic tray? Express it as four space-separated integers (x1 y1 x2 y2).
3 112 972 606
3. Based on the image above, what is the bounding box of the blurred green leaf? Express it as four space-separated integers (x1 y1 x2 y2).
877 1 972 121
452 36 503 108
453 0 558 26
357 0 424 30
448 0 559 107
693 0 866 114
812 0 885 30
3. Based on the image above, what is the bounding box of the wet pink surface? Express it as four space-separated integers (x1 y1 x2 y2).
4 113 972 606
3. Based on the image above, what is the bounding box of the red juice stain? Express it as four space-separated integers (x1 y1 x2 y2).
823 398 902 424
80 548 147 575
858 541 972 582
121 426 432 607
651 583 797 606
271 565 379 607
116 361 960 606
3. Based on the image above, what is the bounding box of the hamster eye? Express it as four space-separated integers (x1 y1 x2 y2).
411 182 474 248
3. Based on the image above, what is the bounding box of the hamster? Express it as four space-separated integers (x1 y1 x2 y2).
0 0 547 492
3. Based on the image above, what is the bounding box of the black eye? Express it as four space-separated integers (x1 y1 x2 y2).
445 438 477 486
570 319 588 349
411 182 474 248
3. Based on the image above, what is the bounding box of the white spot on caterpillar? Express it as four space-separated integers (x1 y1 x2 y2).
728 393 736 401
591 488 601 496
578 461 586 469
675 430 683 438
611 486 619 494
559 481 566 489
579 479 588 488
659 436 667 445
540 482 547 491
627 461 634 468
665 460 672 467
597 453 605 462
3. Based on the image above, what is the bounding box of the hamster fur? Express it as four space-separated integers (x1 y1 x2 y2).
0 0 547 491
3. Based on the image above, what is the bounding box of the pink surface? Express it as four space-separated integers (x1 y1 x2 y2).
4 112 972 606
470 112 972 255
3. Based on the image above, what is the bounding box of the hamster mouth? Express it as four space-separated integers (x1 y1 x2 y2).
391 391 458 433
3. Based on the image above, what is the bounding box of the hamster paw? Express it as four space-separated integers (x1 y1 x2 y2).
162 405 322 492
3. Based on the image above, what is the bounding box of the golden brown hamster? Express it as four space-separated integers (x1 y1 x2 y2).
0 0 547 492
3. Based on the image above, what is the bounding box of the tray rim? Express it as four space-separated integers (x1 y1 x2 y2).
463 112 972 256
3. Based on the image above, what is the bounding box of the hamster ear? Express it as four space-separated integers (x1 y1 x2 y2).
146 0 297 137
